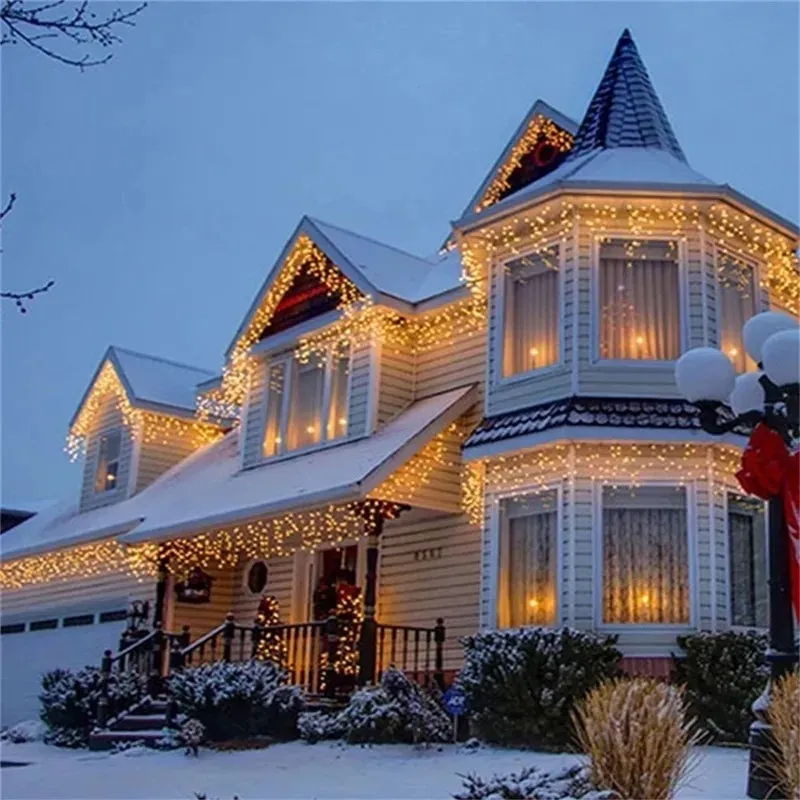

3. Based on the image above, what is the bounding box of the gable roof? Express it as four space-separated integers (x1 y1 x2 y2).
70 346 215 427
565 29 686 163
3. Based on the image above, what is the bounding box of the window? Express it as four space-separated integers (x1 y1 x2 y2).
718 253 758 373
63 614 94 628
99 609 128 624
601 486 690 625
94 430 122 493
246 561 269 595
29 619 58 631
728 494 767 628
497 491 558 628
262 347 351 459
502 247 560 377
0 623 25 635
598 240 681 361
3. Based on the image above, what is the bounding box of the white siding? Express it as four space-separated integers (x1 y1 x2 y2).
377 344 414 425
135 418 207 494
242 356 268 469
231 556 295 625
347 340 373 438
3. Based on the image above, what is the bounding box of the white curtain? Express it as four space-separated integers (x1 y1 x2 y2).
599 240 680 360
262 361 286 457
503 249 559 376
602 487 689 624
325 350 350 441
498 493 557 627
728 496 767 628
718 256 757 373
286 362 325 451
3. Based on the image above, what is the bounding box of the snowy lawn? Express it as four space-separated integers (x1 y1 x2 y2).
0 739 748 800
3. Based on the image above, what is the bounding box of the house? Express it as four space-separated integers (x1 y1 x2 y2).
2 29 798 727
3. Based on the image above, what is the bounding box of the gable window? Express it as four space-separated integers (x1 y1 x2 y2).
262 347 351 459
601 486 689 625
94 430 122 493
598 239 681 361
497 490 558 628
501 248 560 378
718 253 758 373
728 493 767 628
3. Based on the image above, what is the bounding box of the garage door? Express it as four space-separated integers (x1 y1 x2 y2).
1 606 128 727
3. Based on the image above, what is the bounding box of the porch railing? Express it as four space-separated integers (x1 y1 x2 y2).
375 618 445 689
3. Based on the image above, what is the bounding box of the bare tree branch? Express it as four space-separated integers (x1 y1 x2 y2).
0 194 55 313
1 0 146 68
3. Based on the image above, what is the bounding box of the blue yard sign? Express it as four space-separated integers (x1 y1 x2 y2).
443 685 467 717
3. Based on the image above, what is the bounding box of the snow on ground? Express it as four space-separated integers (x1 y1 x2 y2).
0 740 748 800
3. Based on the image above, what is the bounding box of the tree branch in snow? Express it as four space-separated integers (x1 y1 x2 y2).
1 0 146 69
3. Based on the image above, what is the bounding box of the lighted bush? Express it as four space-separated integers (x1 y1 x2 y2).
458 627 622 750
168 660 304 742
39 667 146 748
767 670 800 799
673 630 768 742
573 678 702 800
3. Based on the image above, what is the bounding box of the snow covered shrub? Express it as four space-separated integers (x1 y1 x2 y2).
336 666 450 745
454 763 615 800
180 718 205 756
298 711 345 743
1 719 46 743
168 660 304 742
573 678 702 800
458 627 622 750
39 667 146 748
766 670 800 799
673 631 768 742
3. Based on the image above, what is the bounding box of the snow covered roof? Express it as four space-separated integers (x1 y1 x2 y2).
3 385 476 560
70 347 216 428
122 384 476 544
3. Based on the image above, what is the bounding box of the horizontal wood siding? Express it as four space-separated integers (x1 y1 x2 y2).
378 513 481 670
242 356 268 469
415 328 485 403
347 340 373 438
377 344 414 426
231 556 296 625
80 398 134 512
134 419 205 494
486 233 573 416
171 566 235 642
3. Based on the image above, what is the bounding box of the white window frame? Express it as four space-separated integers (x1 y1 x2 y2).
593 480 697 633
713 246 764 357
723 490 768 631
93 429 123 495
488 484 563 630
589 235 689 367
261 347 353 463
491 242 566 390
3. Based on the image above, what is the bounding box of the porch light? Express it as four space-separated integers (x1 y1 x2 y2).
675 316 799 800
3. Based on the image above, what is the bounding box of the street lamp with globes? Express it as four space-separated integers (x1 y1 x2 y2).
675 311 799 800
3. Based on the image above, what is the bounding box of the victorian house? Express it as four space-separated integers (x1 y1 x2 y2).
2 30 798 727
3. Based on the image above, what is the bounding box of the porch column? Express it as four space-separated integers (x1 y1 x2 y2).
152 554 169 628
358 514 383 687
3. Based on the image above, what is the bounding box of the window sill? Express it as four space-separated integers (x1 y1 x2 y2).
494 361 567 388
598 623 694 633
588 358 678 370
252 432 368 470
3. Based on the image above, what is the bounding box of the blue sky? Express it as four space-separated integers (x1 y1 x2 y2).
2 1 798 507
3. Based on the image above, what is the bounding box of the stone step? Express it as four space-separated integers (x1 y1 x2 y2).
110 714 169 732
89 729 169 752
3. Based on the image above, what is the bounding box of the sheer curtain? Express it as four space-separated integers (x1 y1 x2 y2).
728 495 767 628
498 492 557 628
502 248 559 377
602 486 689 624
325 349 350 441
262 361 286 457
286 362 325 451
598 240 680 360
718 255 757 373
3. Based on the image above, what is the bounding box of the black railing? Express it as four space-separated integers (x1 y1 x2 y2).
375 618 445 690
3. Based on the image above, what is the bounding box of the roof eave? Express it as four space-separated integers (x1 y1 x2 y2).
68 346 136 431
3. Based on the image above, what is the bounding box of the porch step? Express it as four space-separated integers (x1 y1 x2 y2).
111 714 169 732
89 729 169 751
304 694 348 713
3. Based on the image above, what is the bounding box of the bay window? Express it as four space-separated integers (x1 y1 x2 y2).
501 247 560 377
601 485 690 625
598 239 681 361
497 490 558 628
718 253 758 373
727 493 767 628
262 347 350 459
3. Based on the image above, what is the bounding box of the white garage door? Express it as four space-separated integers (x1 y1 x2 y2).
1 606 128 727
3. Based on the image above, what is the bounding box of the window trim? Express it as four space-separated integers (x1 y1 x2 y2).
260 347 353 463
489 483 563 630
723 490 768 631
492 242 566 389
592 480 697 632
589 234 689 367
92 429 123 495
243 559 270 596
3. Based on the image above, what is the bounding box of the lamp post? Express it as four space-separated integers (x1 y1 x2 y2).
675 311 799 800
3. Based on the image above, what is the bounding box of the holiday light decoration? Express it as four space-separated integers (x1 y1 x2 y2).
254 595 287 665
476 114 574 212
319 585 364 693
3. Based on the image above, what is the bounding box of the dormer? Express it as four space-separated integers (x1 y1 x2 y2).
69 347 223 512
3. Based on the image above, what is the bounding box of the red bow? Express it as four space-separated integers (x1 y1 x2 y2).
736 423 790 500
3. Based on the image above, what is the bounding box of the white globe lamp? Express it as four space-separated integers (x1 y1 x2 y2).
742 311 798 365
761 328 800 388
729 372 766 417
674 347 736 403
